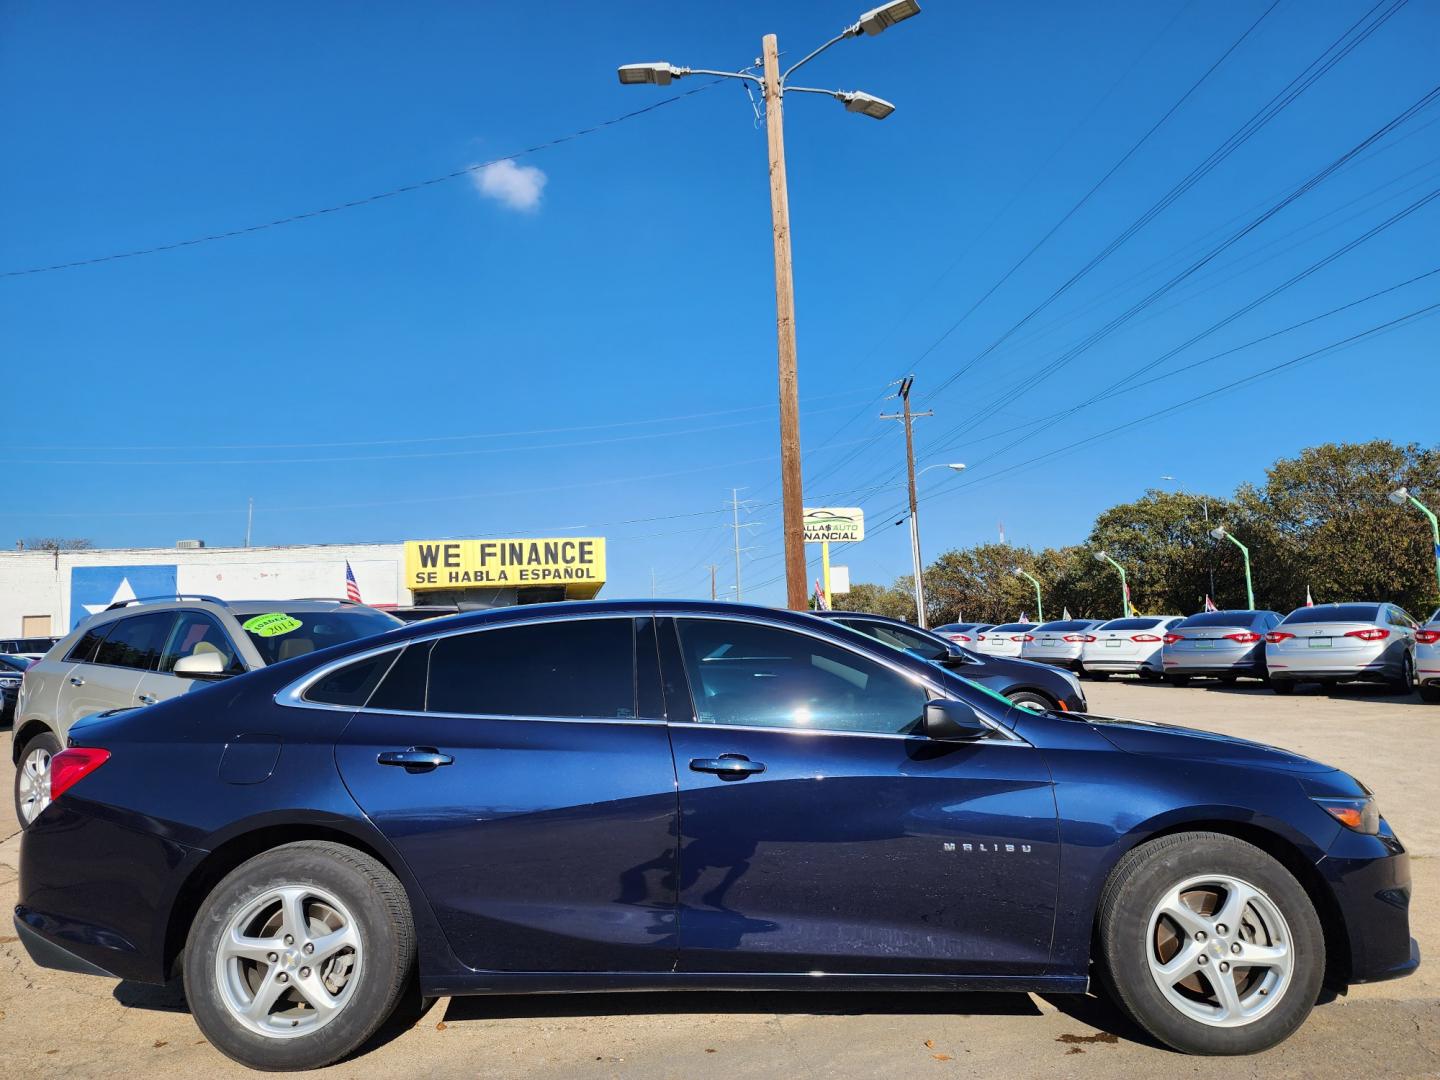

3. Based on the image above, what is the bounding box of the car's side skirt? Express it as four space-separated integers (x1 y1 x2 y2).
422 972 1089 997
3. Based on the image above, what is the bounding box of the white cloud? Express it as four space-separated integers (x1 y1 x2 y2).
470 159 547 212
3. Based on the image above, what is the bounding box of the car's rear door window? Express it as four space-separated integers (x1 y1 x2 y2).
425 618 636 719
675 618 926 735
92 613 176 671
65 624 112 663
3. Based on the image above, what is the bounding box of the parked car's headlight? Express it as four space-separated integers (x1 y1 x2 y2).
1313 796 1380 835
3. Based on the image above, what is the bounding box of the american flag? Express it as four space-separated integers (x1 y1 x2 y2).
345 561 362 603
1204 595 1218 612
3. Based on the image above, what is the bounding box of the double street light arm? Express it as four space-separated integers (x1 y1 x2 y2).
1390 487 1440 600
1012 567 1044 623
1210 527 1256 610
1093 550 1131 618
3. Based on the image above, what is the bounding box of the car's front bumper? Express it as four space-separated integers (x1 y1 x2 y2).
1320 821 1419 985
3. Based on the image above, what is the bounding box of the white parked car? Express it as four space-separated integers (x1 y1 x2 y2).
973 622 1036 658
1410 607 1438 703
1264 602 1418 695
1019 619 1105 671
1080 616 1183 680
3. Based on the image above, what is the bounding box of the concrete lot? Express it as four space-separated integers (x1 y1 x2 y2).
1 679 1435 1078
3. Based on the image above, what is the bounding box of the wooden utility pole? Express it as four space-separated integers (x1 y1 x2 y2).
762 34 807 611
881 377 933 627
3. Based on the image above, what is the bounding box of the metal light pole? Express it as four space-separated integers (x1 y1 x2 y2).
1093 550 1132 618
619 1 920 610
1012 566 1044 623
1390 486 1440 600
1210 527 1255 610
1162 475 1214 598
893 459 966 627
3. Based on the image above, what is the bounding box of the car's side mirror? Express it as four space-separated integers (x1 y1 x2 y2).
923 699 991 741
173 652 228 679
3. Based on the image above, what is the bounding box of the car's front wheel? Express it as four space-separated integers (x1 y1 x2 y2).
1006 690 1057 712
13 729 61 828
184 841 415 1071
1096 831 1323 1055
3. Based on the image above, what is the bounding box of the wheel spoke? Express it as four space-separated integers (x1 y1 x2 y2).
223 927 282 964
1154 942 1204 982
1234 940 1290 974
1155 888 1209 937
277 887 309 942
291 969 344 1015
243 968 289 1021
1212 880 1259 933
307 923 359 964
1207 966 1244 1022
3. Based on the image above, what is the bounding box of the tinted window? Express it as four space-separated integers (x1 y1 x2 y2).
1034 620 1094 632
1178 611 1262 628
92 613 175 671
990 623 1037 633
160 612 244 675
1280 604 1382 625
241 608 402 665
1429 608 1440 626
838 619 947 661
1098 617 1164 631
66 625 111 663
367 643 431 712
427 618 636 719
676 618 927 735
934 624 980 633
307 651 399 707
0 655 31 672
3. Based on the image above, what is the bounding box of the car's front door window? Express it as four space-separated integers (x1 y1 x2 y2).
674 618 927 735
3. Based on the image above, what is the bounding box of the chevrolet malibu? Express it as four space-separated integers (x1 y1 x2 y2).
14 601 1417 1070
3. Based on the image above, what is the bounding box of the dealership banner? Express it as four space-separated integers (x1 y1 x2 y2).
802 507 865 543
404 538 606 591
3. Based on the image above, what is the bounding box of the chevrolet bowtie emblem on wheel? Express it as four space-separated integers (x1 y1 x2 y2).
944 842 1032 853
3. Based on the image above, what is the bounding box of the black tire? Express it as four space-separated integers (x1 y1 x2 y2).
1138 669 1162 683
1269 680 1295 695
1388 654 1415 695
13 728 61 829
1218 675 1239 686
183 841 415 1072
1095 832 1324 1055
1086 672 1111 682
1166 675 1190 688
1006 690 1057 712
1419 684 1440 704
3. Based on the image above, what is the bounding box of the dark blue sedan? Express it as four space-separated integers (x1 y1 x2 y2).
13 600 1417 1070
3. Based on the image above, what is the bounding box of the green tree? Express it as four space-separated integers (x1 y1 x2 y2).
832 580 915 621
1085 490 1237 614
924 544 1041 625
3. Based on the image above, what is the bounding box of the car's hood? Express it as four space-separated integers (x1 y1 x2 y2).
1080 712 1339 775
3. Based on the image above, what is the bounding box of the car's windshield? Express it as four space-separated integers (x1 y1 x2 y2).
1034 620 1094 632
1281 604 1382 624
1177 612 1259 628
990 623 1036 633
240 608 402 666
1098 617 1166 631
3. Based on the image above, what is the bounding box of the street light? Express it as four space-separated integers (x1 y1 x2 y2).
904 462 964 628
1391 486 1440 599
1209 526 1255 610
1093 549 1131 617
618 3 920 610
1012 566 1044 623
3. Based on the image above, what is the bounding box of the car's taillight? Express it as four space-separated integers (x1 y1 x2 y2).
1131 634 1162 642
1064 634 1095 642
1224 632 1262 643
48 747 110 802
1265 631 1295 643
1019 634 1034 642
1417 629 1440 644
1163 633 1183 645
1345 627 1390 641
947 634 972 642
976 634 986 641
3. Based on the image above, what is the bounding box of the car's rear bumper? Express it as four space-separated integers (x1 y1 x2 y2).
1021 653 1083 670
13 910 120 978
1080 653 1160 674
1320 824 1419 985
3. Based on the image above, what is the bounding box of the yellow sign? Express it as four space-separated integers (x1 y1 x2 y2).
405 538 606 593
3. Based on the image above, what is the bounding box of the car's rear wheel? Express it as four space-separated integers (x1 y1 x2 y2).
1269 680 1295 695
184 841 415 1071
1420 684 1440 703
1167 675 1190 687
1388 655 1415 695
1096 832 1323 1055
1087 671 1111 681
1006 690 1057 712
13 729 60 829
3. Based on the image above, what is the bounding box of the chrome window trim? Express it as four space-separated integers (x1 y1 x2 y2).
276 608 1027 745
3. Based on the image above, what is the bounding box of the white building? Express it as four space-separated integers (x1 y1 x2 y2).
0 536 609 638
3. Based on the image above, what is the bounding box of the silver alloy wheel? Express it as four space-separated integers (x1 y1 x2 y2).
215 885 363 1039
1146 873 1293 1028
17 747 52 824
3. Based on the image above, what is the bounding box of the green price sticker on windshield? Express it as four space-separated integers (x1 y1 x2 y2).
242 613 304 638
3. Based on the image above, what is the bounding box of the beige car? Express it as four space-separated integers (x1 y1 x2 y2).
12 596 402 826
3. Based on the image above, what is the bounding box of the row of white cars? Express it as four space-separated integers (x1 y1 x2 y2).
935 601 1440 698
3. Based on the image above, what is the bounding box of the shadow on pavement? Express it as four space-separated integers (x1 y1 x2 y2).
1039 991 1170 1051
115 977 188 1013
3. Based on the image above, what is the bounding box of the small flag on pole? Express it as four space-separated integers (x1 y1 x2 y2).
1062 606 1072 620
812 578 829 611
1019 611 1030 623
1122 581 1133 617
345 561 362 603
1204 595 1218 612
1305 586 1314 608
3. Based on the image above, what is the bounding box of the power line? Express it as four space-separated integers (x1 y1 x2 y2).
1 83 718 279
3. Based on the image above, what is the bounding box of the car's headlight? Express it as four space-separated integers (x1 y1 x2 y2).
1313 796 1380 835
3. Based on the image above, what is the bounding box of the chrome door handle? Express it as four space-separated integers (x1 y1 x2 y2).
377 747 454 769
690 754 766 779
137 693 157 705
69 676 85 686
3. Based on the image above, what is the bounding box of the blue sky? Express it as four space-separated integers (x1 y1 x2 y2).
2 0 1436 604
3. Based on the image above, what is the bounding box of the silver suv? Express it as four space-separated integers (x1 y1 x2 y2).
12 595 402 826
